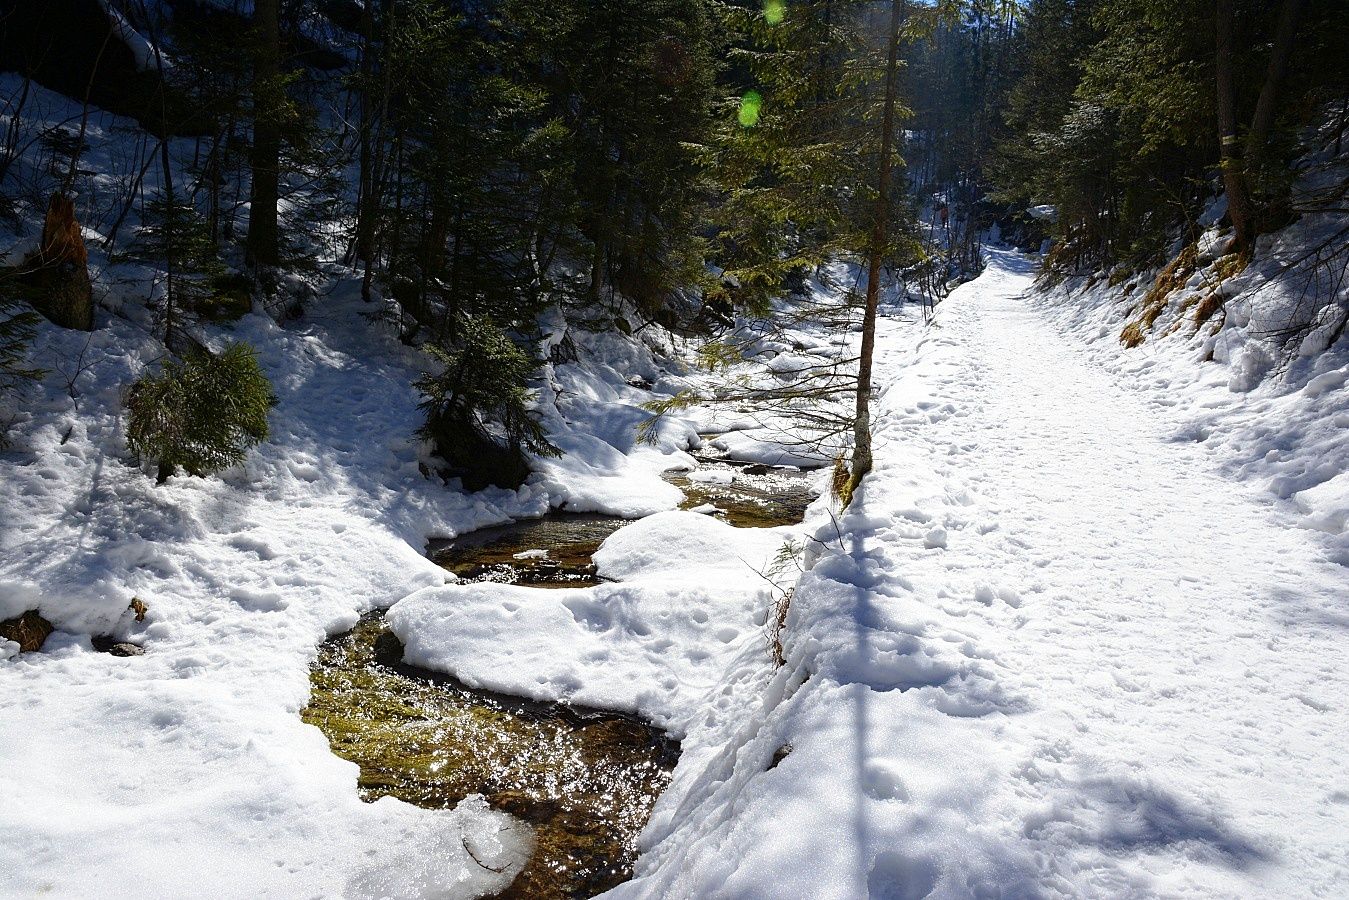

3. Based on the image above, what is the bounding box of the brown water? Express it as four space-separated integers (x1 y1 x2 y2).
306 453 816 898
427 514 625 589
664 452 817 529
303 614 678 899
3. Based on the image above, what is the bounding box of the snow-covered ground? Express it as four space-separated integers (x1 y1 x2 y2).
0 277 707 897
5 69 1348 899
5 238 1347 897
0 72 813 899
389 511 794 733
614 249 1349 898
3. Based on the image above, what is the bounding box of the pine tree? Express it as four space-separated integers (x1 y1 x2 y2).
508 0 717 315
846 0 907 503
708 0 874 314
126 343 275 483
415 318 559 491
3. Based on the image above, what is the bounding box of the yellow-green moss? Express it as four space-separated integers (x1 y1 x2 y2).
303 615 678 899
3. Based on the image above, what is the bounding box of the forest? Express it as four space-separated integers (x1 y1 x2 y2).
1 1 1348 898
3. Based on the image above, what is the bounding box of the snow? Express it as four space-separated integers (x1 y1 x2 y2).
530 316 701 516
0 77 716 896
1036 218 1349 566
707 429 830 468
0 259 723 893
389 512 792 732
4 71 1348 900
1293 472 1349 534
610 250 1349 899
0 287 545 896
95 0 169 73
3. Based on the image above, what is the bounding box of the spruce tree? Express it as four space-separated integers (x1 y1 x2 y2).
126 344 275 483
0 296 44 446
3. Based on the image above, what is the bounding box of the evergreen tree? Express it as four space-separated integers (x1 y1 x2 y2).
126 343 275 483
991 0 1348 274
709 0 874 314
415 317 559 491
508 0 717 314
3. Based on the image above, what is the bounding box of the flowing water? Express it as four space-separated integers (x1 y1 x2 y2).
304 452 817 897
303 614 678 898
663 450 818 529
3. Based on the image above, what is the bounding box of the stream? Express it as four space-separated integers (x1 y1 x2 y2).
302 451 817 898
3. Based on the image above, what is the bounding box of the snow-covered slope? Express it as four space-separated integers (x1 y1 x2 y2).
613 250 1349 898
0 269 716 897
1036 120 1349 567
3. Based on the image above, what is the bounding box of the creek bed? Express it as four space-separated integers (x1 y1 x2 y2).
426 514 625 589
303 613 678 899
664 449 819 529
305 454 817 897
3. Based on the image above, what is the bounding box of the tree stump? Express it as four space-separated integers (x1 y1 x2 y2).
23 193 94 331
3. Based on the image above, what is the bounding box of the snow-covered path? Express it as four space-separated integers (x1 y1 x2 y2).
613 253 1348 899
852 250 1349 895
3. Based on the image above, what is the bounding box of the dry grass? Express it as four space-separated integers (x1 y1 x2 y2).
1183 249 1247 334
1193 292 1225 330
1120 242 1198 347
769 587 793 668
1215 248 1251 281
830 455 851 504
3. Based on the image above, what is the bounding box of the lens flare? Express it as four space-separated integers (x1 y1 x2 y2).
738 91 763 128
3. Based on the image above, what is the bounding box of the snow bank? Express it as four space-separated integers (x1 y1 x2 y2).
613 251 1349 899
387 512 791 733
1034 123 1349 564
528 312 700 516
1038 236 1349 565
708 430 829 468
0 77 712 897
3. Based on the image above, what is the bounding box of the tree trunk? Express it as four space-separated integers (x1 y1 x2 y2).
1246 0 1307 163
1215 0 1254 253
847 0 906 501
246 0 281 268
353 0 377 297
160 135 177 343
24 193 93 331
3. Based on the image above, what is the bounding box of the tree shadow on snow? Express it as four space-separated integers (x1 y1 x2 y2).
1065 774 1274 871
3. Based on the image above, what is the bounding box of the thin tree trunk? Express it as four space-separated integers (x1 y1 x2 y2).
353 0 376 293
0 76 31 187
848 0 906 500
62 25 114 195
141 4 177 344
1216 0 1254 253
104 136 158 250
246 0 281 268
160 136 176 343
1246 0 1307 162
